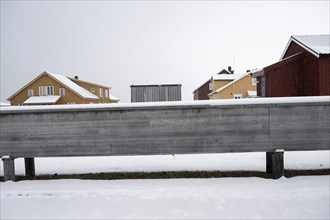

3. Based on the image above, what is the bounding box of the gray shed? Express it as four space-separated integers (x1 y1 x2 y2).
130 84 182 102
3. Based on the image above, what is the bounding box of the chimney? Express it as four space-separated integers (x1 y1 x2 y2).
74 76 79 80
228 66 234 74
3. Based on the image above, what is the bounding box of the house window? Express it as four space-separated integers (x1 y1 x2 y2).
99 88 103 97
105 89 109 98
47 86 54 95
28 89 34 97
59 88 65 96
67 102 75 105
39 86 54 96
252 78 257 86
233 94 242 99
39 86 46 96
91 88 95 93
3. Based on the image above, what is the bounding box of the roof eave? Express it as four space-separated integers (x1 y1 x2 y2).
251 70 264 78
7 71 49 101
280 37 320 60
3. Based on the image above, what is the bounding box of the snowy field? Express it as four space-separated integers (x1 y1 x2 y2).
1 151 329 219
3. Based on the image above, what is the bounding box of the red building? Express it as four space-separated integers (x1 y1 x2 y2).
252 35 330 97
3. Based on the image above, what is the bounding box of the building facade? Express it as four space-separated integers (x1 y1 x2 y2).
131 84 182 102
7 71 119 106
252 35 330 97
193 69 232 100
193 68 257 100
208 73 257 99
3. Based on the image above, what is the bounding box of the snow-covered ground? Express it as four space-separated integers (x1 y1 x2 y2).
1 151 329 219
1 177 329 219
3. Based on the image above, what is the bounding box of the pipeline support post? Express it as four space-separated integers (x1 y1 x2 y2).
266 149 284 179
24 158 35 178
2 156 16 181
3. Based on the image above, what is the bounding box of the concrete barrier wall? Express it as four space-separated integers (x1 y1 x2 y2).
1 98 329 158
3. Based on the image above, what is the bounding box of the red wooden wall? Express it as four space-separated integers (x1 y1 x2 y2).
193 80 211 100
257 41 330 97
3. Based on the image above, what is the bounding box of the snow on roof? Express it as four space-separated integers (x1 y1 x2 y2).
249 68 263 74
47 72 99 99
23 96 61 104
212 74 245 81
68 77 111 89
293 35 330 54
110 94 119 101
281 35 330 59
131 84 182 87
1 96 329 113
193 73 245 93
209 73 251 96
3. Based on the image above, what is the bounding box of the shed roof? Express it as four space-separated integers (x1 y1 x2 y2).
281 35 330 59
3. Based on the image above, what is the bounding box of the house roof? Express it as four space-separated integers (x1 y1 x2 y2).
23 96 61 105
130 84 182 88
212 74 246 81
208 72 250 96
193 70 244 94
217 69 231 74
7 71 100 101
68 77 111 89
280 35 330 59
47 72 99 99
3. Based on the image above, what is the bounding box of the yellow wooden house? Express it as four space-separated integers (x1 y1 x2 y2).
7 71 119 106
208 71 257 99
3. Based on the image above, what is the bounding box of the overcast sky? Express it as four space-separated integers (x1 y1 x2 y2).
1 1 329 103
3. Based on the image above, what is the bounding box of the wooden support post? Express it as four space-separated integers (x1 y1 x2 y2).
24 158 35 178
2 156 16 181
266 149 284 179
